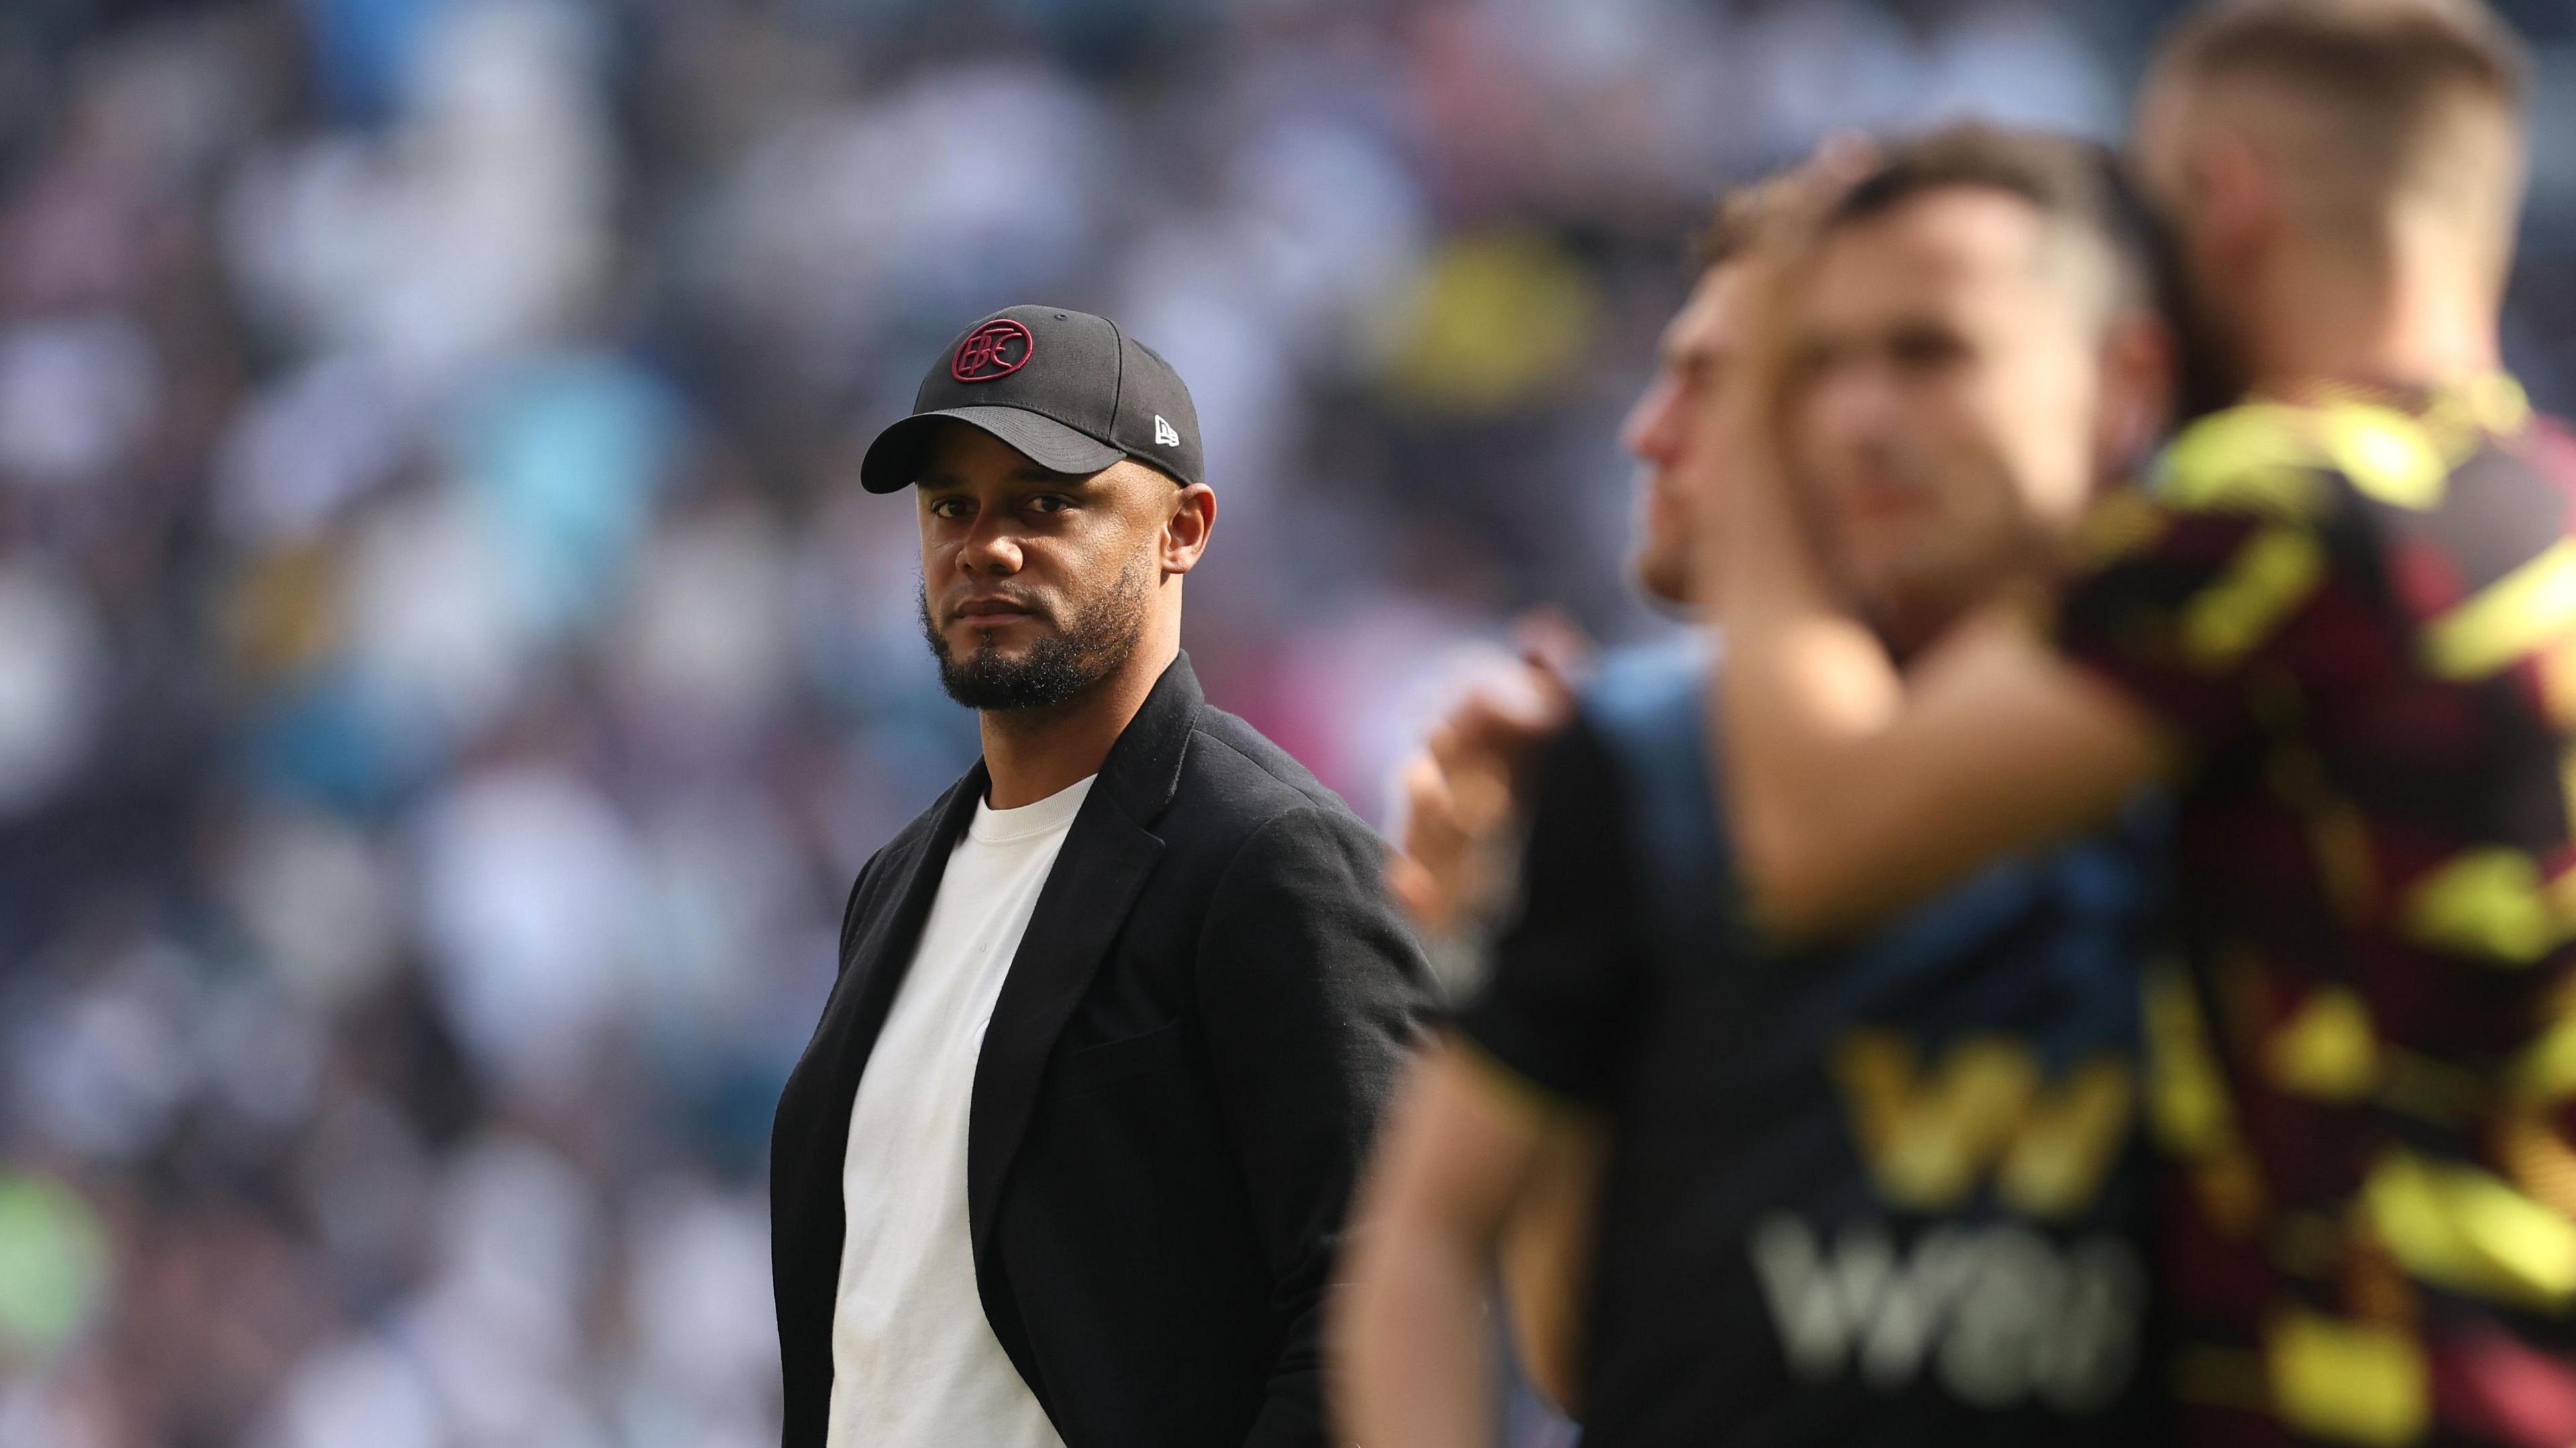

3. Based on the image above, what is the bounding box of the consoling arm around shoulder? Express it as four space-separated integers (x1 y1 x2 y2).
1193 805 1431 1448
1719 608 2175 942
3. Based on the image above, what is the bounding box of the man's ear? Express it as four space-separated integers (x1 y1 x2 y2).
1162 483 1217 575
2194 129 2275 277
2096 309 2177 482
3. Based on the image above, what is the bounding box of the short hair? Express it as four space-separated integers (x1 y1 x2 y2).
2148 0 2527 266
1691 175 1805 275
2157 0 2524 128
1816 123 2175 326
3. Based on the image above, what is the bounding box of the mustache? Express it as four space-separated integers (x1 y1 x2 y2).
1849 439 1937 496
932 587 1055 624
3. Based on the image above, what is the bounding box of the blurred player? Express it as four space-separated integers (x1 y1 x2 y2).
1336 125 2178 1448
1705 3 2575 1444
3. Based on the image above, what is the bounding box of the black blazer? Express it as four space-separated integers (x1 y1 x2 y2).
769 653 1430 1448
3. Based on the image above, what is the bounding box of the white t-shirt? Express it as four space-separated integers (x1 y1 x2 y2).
825 775 1095 1448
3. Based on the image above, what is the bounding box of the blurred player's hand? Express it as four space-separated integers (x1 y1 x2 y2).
1387 614 1589 943
1688 136 1876 614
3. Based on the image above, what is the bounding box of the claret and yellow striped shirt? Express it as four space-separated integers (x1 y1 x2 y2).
2058 374 2576 1448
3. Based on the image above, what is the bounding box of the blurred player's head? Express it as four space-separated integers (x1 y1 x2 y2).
861 306 1218 714
2135 0 2526 396
1619 183 1789 608
1786 125 2175 652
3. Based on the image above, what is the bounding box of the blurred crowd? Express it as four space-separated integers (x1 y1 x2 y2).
0 0 2571 1443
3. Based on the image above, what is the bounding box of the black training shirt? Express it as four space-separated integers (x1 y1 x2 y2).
1453 649 2167 1448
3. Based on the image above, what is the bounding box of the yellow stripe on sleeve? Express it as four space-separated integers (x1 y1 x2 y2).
2320 404 2449 510
2363 1150 2576 1311
2180 525 2326 669
2421 537 2576 681
2157 404 2330 514
2262 987 2379 1101
2263 1310 2428 1447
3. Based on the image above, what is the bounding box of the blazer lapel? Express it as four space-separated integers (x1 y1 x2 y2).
778 763 983 1261
817 763 987 1095
965 655 1203 1266
772 761 987 1437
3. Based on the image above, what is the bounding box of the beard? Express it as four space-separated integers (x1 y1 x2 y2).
919 560 1152 712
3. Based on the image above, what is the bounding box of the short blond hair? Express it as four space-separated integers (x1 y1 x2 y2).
2159 0 2524 115
2148 0 2527 276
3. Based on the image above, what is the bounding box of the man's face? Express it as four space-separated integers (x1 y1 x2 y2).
1788 188 2117 643
915 423 1170 711
1619 261 1754 606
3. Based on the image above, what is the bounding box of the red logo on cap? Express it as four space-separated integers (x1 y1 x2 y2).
951 319 1034 382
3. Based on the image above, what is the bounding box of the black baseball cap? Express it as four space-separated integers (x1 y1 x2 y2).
859 304 1204 493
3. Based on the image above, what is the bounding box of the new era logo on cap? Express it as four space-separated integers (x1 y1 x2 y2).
858 304 1205 494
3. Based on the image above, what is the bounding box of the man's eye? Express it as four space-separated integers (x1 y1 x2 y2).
1889 331 1967 369
930 498 971 518
1028 495 1070 514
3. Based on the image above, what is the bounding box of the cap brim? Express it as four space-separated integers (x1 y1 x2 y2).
859 406 1126 493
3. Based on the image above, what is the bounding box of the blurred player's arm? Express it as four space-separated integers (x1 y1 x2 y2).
1355 672 1642 1433
1717 598 2170 940
1334 1040 1603 1445
1697 254 2171 942
1499 1096 1603 1412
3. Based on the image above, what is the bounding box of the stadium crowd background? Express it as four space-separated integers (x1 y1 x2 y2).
0 0 2572 1443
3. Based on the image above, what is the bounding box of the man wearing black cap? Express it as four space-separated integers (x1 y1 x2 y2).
768 305 1430 1448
